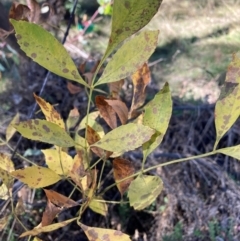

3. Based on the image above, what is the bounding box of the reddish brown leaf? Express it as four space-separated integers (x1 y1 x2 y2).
26 0 41 23
44 189 78 208
67 82 82 94
130 63 151 118
86 125 112 158
41 201 61 227
9 2 31 22
95 95 117 129
90 60 101 74
105 99 128 125
108 79 124 99
113 158 135 196
79 61 86 74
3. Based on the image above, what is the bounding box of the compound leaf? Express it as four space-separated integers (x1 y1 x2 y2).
92 123 155 153
13 119 75 147
11 166 61 188
95 30 159 86
128 175 163 210
10 19 88 87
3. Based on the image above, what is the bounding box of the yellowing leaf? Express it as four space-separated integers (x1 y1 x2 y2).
34 94 65 129
143 82 172 160
44 189 78 208
216 145 240 160
20 218 76 237
102 0 162 62
0 214 9 232
42 149 74 175
0 167 14 189
79 223 131 241
0 153 15 172
10 20 88 87
89 197 108 216
11 166 61 188
113 158 135 195
214 53 240 149
66 107 80 131
13 119 75 147
0 184 9 200
95 30 159 86
75 134 90 169
128 175 163 210
6 113 20 142
130 63 151 118
92 123 155 153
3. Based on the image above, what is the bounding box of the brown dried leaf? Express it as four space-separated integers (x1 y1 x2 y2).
95 95 117 129
41 200 61 226
9 3 31 22
44 189 78 208
67 82 82 94
87 125 112 158
79 62 86 74
105 99 128 125
108 79 124 99
130 63 151 118
15 197 25 216
26 0 41 23
113 158 135 195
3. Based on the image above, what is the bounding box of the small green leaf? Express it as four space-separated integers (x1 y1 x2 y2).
92 123 155 153
10 19 88 87
214 53 240 149
217 145 240 160
11 166 61 188
143 82 172 160
13 119 75 147
95 30 159 86
128 175 163 210
102 0 162 60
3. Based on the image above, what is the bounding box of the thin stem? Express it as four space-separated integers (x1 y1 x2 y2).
97 159 106 190
100 151 216 195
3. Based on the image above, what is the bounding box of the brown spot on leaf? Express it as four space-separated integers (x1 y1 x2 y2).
34 120 39 125
88 229 98 238
16 34 22 40
31 53 37 59
42 124 50 133
62 68 69 73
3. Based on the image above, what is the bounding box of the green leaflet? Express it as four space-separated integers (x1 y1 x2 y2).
101 0 162 62
216 145 240 160
92 123 155 153
143 82 172 160
128 175 163 210
10 20 88 88
214 53 240 149
95 30 159 86
13 119 75 147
